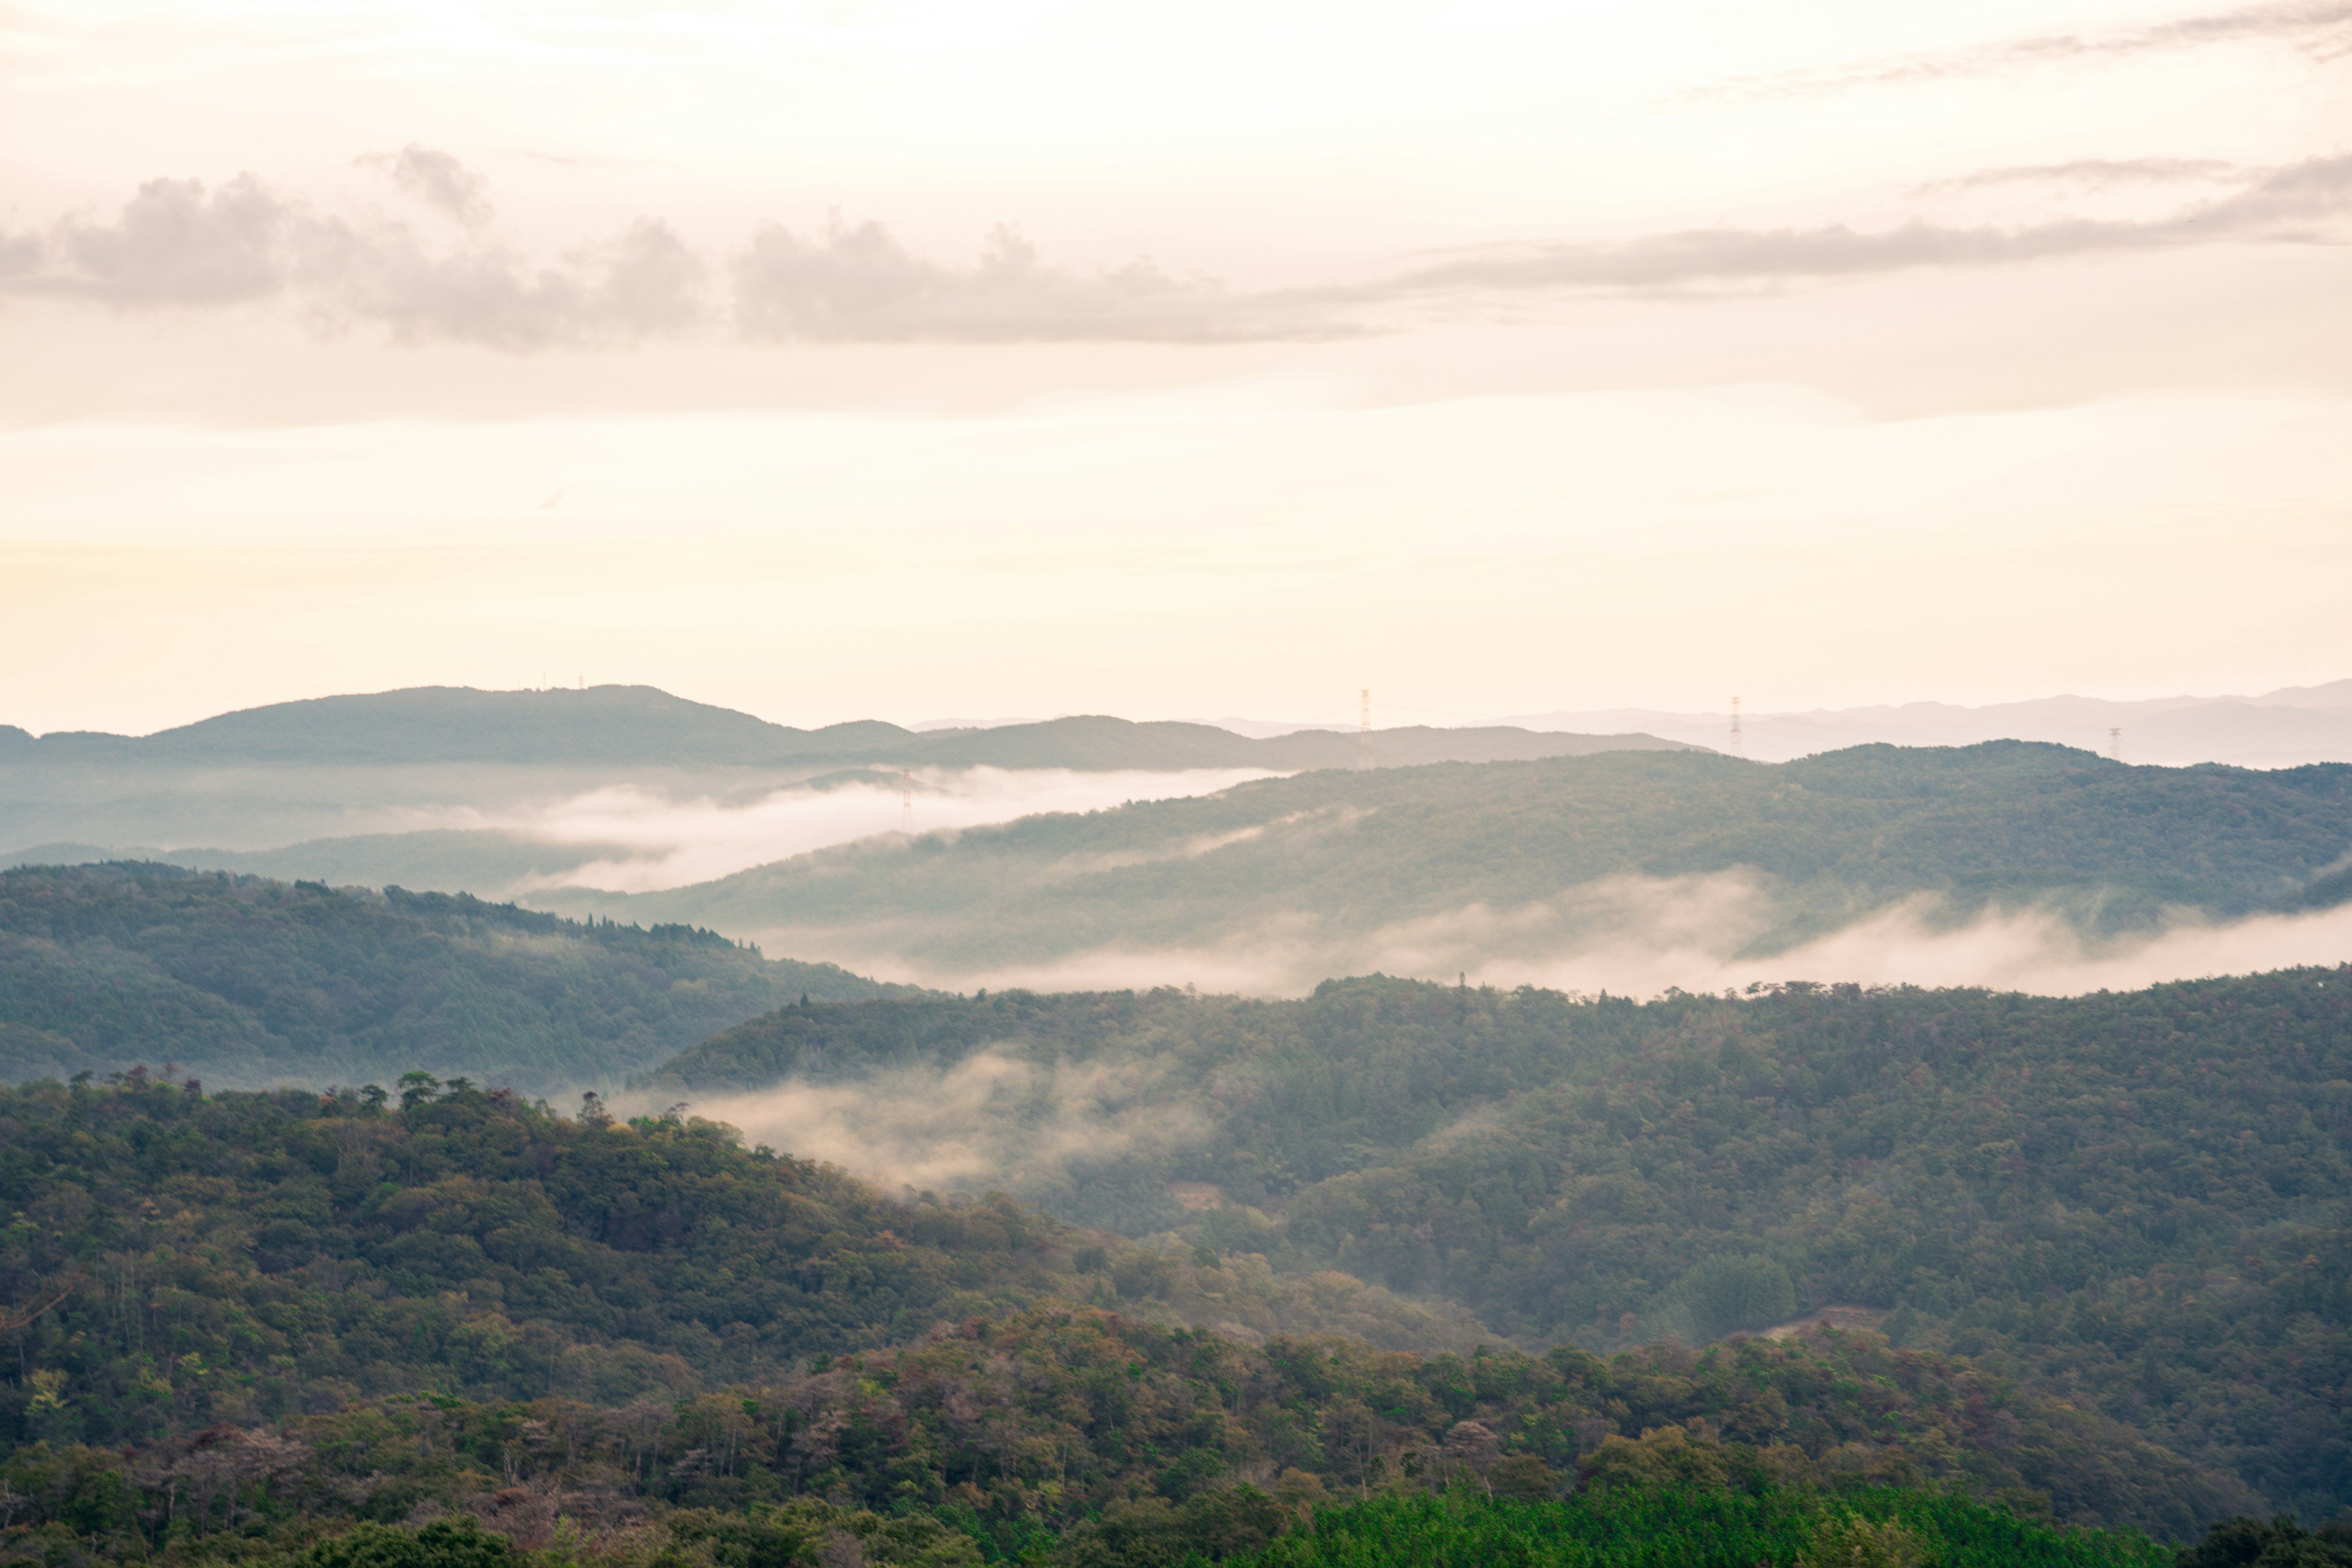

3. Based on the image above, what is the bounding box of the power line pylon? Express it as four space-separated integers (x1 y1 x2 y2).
1730 696 1744 759
900 768 914 834
2109 727 2122 763
1356 689 1374 771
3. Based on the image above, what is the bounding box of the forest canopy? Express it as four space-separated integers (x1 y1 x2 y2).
649 965 2352 1519
0 864 905 1093
0 1073 2261 1565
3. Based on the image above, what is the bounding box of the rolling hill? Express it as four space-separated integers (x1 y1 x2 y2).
0 1069 2263 1553
538 742 2352 982
0 862 907 1093
639 963 2352 1520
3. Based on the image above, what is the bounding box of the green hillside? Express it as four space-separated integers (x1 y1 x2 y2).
0 864 907 1093
0 1076 2260 1563
557 742 2352 971
646 965 2352 1518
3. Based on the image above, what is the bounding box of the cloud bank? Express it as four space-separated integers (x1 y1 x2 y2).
748 875 2352 1004
1368 156 2352 298
4 142 2347 349
1 166 704 350
1697 0 2352 101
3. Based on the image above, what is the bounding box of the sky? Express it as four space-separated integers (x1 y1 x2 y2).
2 0 2347 737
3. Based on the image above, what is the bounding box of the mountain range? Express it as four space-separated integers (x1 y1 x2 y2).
1496 679 2352 768
0 684 1688 772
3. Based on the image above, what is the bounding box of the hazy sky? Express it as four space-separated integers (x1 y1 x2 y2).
4 0 2347 735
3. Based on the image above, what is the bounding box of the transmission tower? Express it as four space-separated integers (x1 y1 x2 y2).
1730 696 1744 759
900 768 914 834
2108 727 2122 763
1356 689 1374 771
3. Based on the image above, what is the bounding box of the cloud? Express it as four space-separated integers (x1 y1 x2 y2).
366 144 494 226
5 148 2346 347
1910 158 2249 195
7 170 704 350
1363 156 2352 298
733 217 1330 343
1697 0 2352 101
50 175 302 306
334 216 707 350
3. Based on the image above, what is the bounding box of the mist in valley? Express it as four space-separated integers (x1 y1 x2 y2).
624 885 2352 1217
732 883 2352 1002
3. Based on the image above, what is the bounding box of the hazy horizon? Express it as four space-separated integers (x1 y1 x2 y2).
5 0 2347 736
9 671 2352 747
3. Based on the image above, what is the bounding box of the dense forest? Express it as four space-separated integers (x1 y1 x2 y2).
8 851 2352 1564
0 1076 2268 1568
556 743 2352 974
649 965 2352 1518
0 865 903 1093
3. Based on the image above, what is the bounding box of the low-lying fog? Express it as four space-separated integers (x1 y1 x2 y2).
629 889 2352 1205
728 875 2352 1003
473 766 1281 892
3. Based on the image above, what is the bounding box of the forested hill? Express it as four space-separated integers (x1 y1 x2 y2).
0 863 910 1093
556 741 2352 973
646 965 2352 1520
0 1074 2258 1554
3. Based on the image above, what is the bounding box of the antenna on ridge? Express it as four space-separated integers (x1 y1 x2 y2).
1730 696 1744 759
2109 726 2122 763
1356 689 1374 771
900 768 914 834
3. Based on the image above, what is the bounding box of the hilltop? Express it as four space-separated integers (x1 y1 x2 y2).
0 862 907 1093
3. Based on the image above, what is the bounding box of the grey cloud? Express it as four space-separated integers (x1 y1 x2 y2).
51 175 305 305
733 218 1333 343
0 230 43 284
1699 0 2352 101
1912 158 2248 195
6 172 703 350
1359 155 2352 299
368 144 494 226
5 149 2345 349
331 217 706 350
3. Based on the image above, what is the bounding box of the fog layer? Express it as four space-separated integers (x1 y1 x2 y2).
733 877 2352 1001
488 767 1281 893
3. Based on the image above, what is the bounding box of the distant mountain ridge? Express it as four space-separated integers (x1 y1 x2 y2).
1501 678 2352 768
0 685 1693 771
